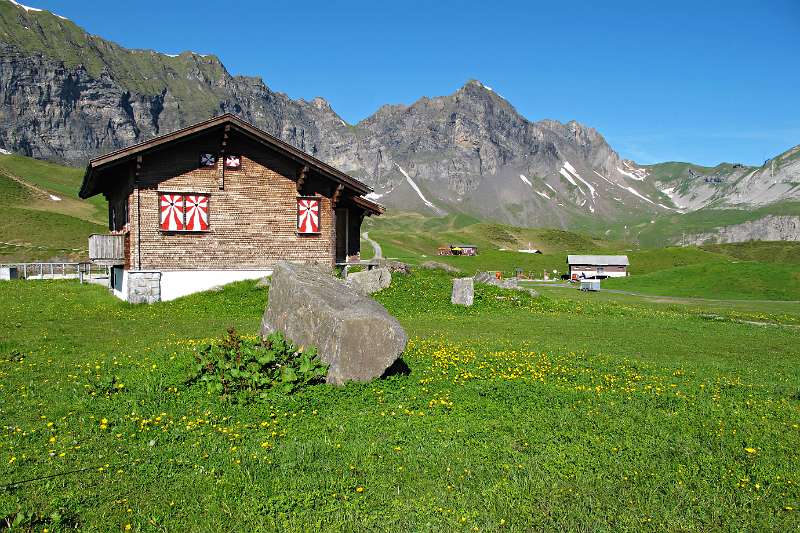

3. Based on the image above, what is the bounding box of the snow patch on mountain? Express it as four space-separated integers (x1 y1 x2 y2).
9 0 67 19
9 0 42 12
365 192 383 201
396 164 444 215
622 185 656 205
48 194 61 201
519 174 532 187
618 161 648 181
544 182 557 194
560 161 596 202
559 167 578 187
535 190 550 200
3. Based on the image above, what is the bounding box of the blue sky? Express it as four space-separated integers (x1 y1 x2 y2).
25 0 800 166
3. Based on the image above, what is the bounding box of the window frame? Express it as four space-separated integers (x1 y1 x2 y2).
158 191 212 233
296 195 322 235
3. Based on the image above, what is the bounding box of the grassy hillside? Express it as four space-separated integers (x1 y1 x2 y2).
604 261 800 301
363 212 629 275
0 155 104 262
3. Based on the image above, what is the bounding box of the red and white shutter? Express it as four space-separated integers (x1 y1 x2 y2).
185 194 209 231
297 197 320 233
160 194 184 231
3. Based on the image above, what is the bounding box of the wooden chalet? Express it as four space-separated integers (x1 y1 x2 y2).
566 255 629 279
80 114 383 303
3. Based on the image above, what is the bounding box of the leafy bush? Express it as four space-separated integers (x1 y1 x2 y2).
191 328 328 401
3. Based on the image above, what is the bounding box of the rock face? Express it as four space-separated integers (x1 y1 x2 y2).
680 215 800 245
451 278 474 306
1 1 797 229
261 261 407 385
0 1 675 230
345 267 391 295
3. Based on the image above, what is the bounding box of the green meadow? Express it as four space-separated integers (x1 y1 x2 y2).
2 270 799 531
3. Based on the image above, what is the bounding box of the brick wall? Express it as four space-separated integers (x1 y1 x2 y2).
124 131 336 271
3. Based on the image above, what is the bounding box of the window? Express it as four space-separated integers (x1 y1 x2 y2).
297 196 320 234
159 193 209 232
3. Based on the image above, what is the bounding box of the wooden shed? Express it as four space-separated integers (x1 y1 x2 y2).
567 255 629 279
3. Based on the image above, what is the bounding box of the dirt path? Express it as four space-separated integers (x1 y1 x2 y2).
362 232 382 259
525 281 800 305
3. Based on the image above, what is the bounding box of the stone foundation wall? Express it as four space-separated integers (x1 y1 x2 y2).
127 271 161 304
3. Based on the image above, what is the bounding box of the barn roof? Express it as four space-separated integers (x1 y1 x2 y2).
567 255 629 266
79 113 373 200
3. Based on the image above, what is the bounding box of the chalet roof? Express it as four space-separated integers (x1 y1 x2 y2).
79 113 373 200
567 255 629 266
349 194 385 215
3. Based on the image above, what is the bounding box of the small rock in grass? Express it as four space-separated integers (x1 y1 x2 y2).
451 277 474 306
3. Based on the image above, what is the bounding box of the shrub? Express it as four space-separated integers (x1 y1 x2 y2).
190 327 328 401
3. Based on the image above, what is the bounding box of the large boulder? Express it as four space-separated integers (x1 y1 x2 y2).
261 261 407 385
345 267 391 295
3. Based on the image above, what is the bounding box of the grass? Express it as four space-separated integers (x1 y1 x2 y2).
363 212 628 275
0 167 105 262
604 261 800 301
1 272 799 530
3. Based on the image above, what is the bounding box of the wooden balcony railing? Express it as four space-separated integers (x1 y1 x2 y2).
88 234 125 265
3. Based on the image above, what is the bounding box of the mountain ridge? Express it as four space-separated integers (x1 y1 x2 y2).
0 0 797 232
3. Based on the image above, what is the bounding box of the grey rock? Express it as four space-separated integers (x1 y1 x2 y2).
345 267 391 295
451 277 474 306
679 215 800 245
260 261 407 385
380 260 411 275
255 276 271 288
420 261 461 273
474 272 528 291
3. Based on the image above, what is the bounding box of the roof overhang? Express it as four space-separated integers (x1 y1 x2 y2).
567 255 630 266
79 113 372 199
349 195 385 216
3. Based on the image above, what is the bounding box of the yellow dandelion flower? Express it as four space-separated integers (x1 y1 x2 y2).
355 486 364 493
744 447 757 454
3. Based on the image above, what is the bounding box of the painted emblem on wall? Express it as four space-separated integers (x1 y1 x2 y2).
185 195 209 231
160 194 184 231
199 153 216 167
297 197 320 233
224 154 242 170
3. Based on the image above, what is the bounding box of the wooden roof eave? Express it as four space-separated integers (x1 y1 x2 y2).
79 113 373 199
348 195 385 216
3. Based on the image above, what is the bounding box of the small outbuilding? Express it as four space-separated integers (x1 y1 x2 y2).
437 244 479 256
567 255 629 279
451 244 478 256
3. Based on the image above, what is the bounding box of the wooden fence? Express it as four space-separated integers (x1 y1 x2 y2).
0 262 108 284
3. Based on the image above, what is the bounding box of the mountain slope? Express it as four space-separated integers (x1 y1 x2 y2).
0 0 674 228
0 0 796 233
